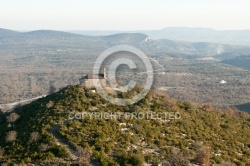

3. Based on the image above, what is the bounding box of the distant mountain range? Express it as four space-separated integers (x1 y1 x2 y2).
1 28 250 60
0 28 20 37
68 27 250 46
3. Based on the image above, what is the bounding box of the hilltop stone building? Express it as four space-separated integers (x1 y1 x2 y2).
80 67 107 88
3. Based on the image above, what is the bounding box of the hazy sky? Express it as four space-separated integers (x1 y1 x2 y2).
1 0 250 30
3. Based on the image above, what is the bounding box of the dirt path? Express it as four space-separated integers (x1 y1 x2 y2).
49 124 101 165
49 124 78 160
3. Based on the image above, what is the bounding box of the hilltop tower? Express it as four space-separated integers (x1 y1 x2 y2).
79 66 107 88
103 67 106 79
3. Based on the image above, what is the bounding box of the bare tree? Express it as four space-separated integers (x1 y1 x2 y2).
161 159 171 166
6 112 20 123
29 131 40 143
6 131 17 142
193 144 211 166
133 124 143 131
40 143 50 152
0 147 4 157
219 162 237 166
76 146 91 164
46 100 54 108
164 153 190 166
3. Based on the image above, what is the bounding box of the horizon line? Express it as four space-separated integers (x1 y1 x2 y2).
2 26 250 32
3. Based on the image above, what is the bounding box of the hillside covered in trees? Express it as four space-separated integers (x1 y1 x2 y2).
0 85 250 166
221 55 250 69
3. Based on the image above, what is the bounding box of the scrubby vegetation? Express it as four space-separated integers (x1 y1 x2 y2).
0 85 249 165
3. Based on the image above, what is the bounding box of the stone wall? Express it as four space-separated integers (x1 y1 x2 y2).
84 79 106 88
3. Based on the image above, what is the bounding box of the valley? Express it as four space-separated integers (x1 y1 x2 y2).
0 29 250 112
